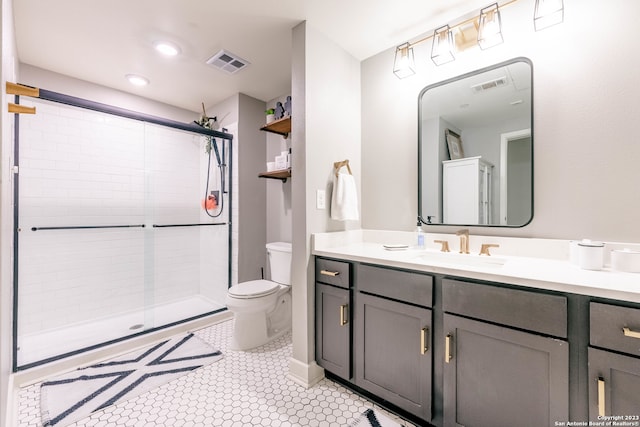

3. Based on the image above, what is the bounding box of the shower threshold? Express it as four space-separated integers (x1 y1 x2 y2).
17 295 225 369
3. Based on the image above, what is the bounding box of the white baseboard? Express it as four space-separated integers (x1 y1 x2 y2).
287 357 325 388
5 373 16 427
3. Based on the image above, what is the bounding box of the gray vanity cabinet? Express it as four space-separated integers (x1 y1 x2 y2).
354 264 433 421
442 279 569 427
315 258 352 380
588 302 640 419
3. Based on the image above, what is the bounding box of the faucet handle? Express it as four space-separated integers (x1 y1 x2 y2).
434 240 450 252
479 243 500 256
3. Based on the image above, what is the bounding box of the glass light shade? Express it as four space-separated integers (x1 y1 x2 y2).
534 0 564 31
393 43 416 79
478 3 504 50
431 25 455 66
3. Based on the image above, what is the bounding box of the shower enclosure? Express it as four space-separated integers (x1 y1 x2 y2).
12 89 235 370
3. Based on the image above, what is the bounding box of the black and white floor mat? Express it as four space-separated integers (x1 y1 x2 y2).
40 332 223 427
349 408 405 427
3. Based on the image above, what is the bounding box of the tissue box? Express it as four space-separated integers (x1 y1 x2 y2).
266 162 276 172
274 155 287 170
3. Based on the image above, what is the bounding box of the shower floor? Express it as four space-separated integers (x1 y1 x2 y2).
17 295 225 368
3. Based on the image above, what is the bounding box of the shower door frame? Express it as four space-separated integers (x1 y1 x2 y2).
11 87 234 372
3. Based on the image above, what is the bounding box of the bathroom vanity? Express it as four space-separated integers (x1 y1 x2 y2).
313 230 640 427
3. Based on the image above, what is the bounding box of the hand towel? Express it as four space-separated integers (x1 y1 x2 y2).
331 172 359 221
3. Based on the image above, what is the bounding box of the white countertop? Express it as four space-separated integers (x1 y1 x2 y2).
312 230 640 304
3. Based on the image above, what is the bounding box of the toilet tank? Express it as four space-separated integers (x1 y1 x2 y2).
266 242 292 285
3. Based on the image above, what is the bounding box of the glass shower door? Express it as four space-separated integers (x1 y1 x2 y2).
15 96 231 370
143 123 229 330
16 98 147 367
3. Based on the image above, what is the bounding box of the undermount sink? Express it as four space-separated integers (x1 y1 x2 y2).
416 251 507 268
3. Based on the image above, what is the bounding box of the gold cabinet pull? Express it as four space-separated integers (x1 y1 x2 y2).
622 327 640 339
420 327 429 355
339 304 348 326
320 270 340 277
445 334 453 363
598 377 605 417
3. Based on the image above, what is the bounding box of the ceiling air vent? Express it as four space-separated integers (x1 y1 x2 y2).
206 49 250 74
470 76 508 93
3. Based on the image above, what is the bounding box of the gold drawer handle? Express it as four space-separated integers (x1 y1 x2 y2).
622 327 640 339
339 304 348 326
598 377 605 417
320 270 340 277
420 327 429 355
445 334 453 363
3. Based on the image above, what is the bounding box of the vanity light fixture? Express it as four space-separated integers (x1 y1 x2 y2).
393 42 416 79
431 25 455 66
477 3 504 49
154 41 181 56
125 74 150 86
392 0 564 77
534 0 564 31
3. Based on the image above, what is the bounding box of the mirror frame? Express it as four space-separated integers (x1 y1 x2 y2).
417 57 534 228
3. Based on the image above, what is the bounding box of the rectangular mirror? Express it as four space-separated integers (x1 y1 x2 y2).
418 57 533 227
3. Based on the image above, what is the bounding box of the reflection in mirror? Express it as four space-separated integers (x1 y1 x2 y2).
418 57 533 227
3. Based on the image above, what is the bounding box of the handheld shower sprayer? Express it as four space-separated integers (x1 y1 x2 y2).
195 102 226 217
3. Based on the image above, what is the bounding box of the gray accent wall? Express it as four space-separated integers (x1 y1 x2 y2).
265 95 292 246
361 0 640 242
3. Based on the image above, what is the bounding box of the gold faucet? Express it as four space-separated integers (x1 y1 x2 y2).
434 240 450 252
456 229 470 254
479 243 500 256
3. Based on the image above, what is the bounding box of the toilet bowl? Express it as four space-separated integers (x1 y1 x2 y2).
226 242 292 350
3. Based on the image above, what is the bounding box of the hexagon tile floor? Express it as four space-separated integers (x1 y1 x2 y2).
17 319 415 426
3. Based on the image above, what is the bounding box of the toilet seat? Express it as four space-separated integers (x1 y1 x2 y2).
228 280 280 299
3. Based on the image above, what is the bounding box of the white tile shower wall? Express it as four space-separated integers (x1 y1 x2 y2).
19 99 146 335
17 99 233 343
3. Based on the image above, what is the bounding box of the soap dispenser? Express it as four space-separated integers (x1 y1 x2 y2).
416 221 425 249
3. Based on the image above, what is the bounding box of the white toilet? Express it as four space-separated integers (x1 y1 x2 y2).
226 242 292 350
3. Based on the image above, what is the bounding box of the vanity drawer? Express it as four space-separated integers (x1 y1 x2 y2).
315 258 351 288
442 278 568 338
357 264 433 307
590 302 640 356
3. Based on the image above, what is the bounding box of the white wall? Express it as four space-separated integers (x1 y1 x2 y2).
1 0 17 421
289 21 361 385
362 0 640 242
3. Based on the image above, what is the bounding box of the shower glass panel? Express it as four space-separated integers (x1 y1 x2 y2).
15 97 232 370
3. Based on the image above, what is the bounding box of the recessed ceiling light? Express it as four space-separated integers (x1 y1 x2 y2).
126 74 149 86
154 41 180 56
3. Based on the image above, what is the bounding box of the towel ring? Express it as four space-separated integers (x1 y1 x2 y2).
333 160 352 177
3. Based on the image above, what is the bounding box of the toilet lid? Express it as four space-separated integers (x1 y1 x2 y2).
228 280 280 299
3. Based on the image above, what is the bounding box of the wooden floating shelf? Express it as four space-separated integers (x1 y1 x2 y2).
260 116 291 137
258 168 291 183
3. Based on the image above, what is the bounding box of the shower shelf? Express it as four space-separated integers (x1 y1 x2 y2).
258 168 291 183
260 116 291 137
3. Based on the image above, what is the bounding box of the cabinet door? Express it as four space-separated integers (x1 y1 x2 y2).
443 314 568 427
355 292 432 420
443 160 479 224
315 283 351 380
588 347 640 420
